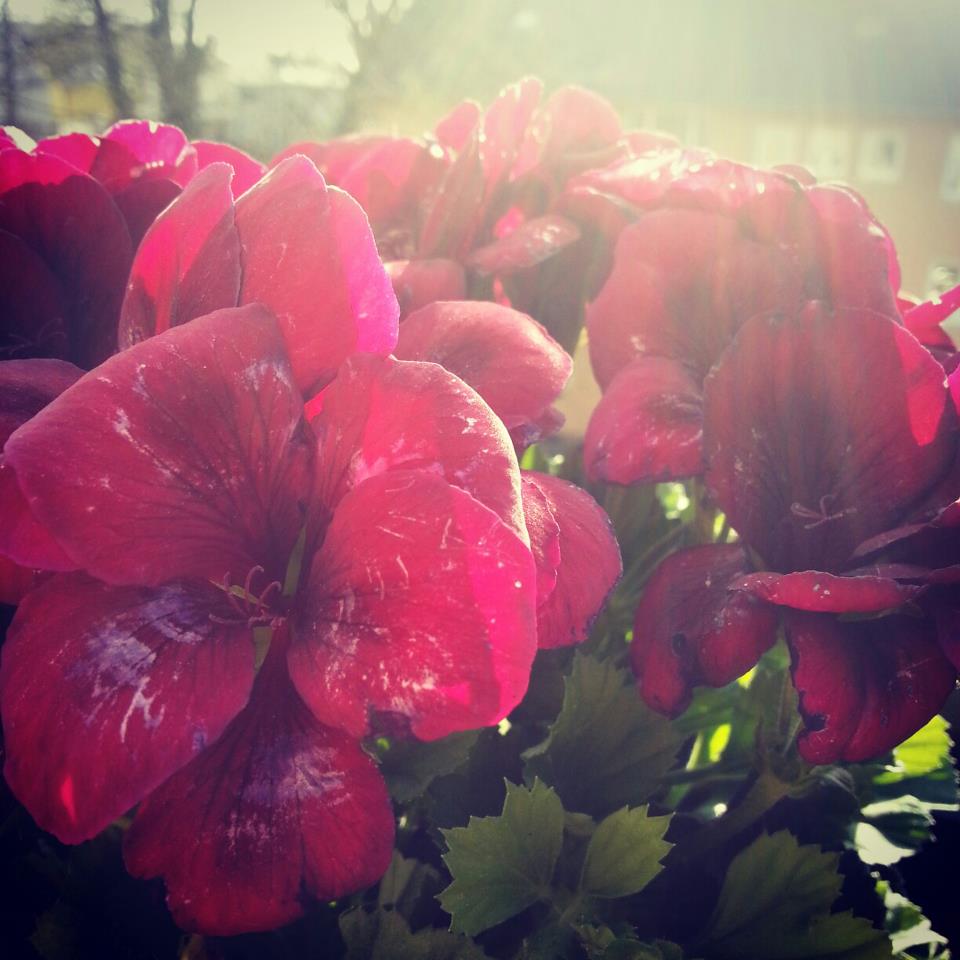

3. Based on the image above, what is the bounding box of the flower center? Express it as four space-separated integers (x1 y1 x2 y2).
789 493 856 531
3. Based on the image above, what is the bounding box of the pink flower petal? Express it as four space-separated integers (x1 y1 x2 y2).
35 132 100 173
119 163 241 347
733 570 922 613
97 120 198 190
434 100 481 152
0 573 255 842
522 472 621 648
520 471 561 607
289 470 537 741
584 356 704 484
631 544 779 716
312 353 526 541
395 300 572 438
124 643 392 935
466 214 581 275
192 139 265 196
235 157 398 394
704 304 958 573
4 305 311 587
786 610 956 763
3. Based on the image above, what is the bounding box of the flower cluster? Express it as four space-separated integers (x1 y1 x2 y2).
2 76 959 948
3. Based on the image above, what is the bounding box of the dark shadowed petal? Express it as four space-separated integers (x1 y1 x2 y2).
193 140 265 196
584 356 704 484
466 215 581 275
0 150 133 367
289 470 537 741
4 306 311 586
733 570 922 613
522 472 621 648
124 641 393 935
0 573 254 843
704 305 958 573
111 177 183 248
312 353 526 541
235 157 398 394
395 300 572 438
118 163 241 347
631 544 779 716
386 258 465 318
786 610 956 763
0 229 70 361
0 360 83 572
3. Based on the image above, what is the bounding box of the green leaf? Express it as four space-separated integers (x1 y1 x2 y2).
884 716 953 780
580 806 672 899
523 655 683 817
379 731 479 803
439 779 564 936
378 851 443 920
700 830 893 959
340 907 490 959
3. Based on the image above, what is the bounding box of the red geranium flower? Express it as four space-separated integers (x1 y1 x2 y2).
0 306 538 934
631 303 959 762
584 161 900 485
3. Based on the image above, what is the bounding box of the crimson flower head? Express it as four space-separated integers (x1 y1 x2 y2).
632 303 960 763
584 160 901 485
0 305 539 934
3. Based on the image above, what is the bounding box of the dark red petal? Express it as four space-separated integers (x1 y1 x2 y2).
0 151 133 367
235 157 398 394
434 100 481 152
704 305 958 573
386 258 465 318
806 185 899 317
395 300 572 436
5 305 310 586
586 208 802 389
313 353 526 541
290 470 537 741
111 177 183 249
631 544 779 716
35 132 100 173
124 645 393 935
934 604 960 669
0 357 85 448
0 229 70 362
523 472 621 649
0 573 254 843
466 215 581 275
786 610 956 763
192 140 265 196
584 356 704 484
118 163 241 347
526 85 622 171
734 570 922 613
0 553 44 604
97 120 198 189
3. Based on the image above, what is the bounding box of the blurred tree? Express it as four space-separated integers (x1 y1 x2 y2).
147 0 205 133
87 0 134 118
1 0 15 125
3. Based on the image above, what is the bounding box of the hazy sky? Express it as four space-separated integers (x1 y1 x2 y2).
10 0 355 79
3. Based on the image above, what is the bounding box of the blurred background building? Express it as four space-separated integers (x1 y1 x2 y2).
2 0 958 295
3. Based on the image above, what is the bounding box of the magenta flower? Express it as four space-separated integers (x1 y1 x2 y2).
0 306 538 934
631 304 959 762
584 160 901 485
37 120 265 246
